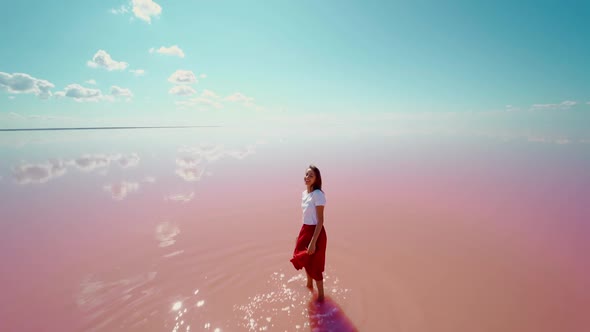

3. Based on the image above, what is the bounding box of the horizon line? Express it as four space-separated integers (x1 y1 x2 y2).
0 125 221 132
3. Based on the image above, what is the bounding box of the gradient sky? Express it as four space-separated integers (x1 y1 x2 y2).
0 0 589 132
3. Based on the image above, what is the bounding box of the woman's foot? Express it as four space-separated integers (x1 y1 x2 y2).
311 293 324 304
316 279 324 301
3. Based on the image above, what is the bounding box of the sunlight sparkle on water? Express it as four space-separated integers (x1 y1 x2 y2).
172 301 182 311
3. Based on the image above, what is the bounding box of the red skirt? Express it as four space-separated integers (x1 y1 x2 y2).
290 224 327 281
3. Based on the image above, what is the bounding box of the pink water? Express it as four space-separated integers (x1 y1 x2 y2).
1 129 589 331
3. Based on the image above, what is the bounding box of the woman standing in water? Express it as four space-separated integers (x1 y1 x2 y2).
291 165 327 302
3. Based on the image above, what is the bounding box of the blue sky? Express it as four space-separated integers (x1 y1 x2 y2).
0 0 589 130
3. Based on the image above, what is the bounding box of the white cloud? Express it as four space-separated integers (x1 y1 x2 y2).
179 144 224 162
225 92 254 104
150 45 185 58
199 74 207 79
69 154 113 172
165 192 195 203
530 100 577 111
64 153 140 172
104 181 140 200
116 153 140 168
130 69 146 76
201 89 219 99
7 152 140 184
225 145 256 160
58 84 103 102
155 221 180 247
85 79 97 85
168 70 197 84
111 85 133 98
68 153 140 171
178 143 256 162
225 92 262 110
54 84 131 102
0 72 54 99
110 5 129 15
12 160 67 184
504 105 520 112
562 100 577 107
169 85 196 96
176 156 201 168
175 167 205 182
87 50 129 71
555 138 570 144
175 155 207 181
132 0 162 23
527 136 572 145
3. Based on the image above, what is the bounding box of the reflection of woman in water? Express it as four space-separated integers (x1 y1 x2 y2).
290 164 327 302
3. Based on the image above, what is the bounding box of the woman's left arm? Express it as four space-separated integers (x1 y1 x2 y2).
307 205 324 255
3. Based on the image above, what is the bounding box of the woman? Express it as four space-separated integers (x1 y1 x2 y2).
290 164 328 301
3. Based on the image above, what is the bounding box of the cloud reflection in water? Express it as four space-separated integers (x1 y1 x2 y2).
12 159 66 184
10 152 141 185
156 221 180 248
103 181 140 200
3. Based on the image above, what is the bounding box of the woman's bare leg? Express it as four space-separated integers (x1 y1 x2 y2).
306 271 313 289
316 279 324 301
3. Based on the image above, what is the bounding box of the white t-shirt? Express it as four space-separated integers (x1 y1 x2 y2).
302 189 326 225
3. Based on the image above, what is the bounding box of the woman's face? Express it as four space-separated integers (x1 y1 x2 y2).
304 168 316 187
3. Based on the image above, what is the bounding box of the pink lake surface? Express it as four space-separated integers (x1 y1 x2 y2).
1 128 589 332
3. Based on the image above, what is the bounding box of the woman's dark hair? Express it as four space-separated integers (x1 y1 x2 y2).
308 164 323 192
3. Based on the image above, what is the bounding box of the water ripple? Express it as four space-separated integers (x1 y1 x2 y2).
234 270 350 331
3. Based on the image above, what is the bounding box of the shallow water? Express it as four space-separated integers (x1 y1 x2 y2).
1 128 589 331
